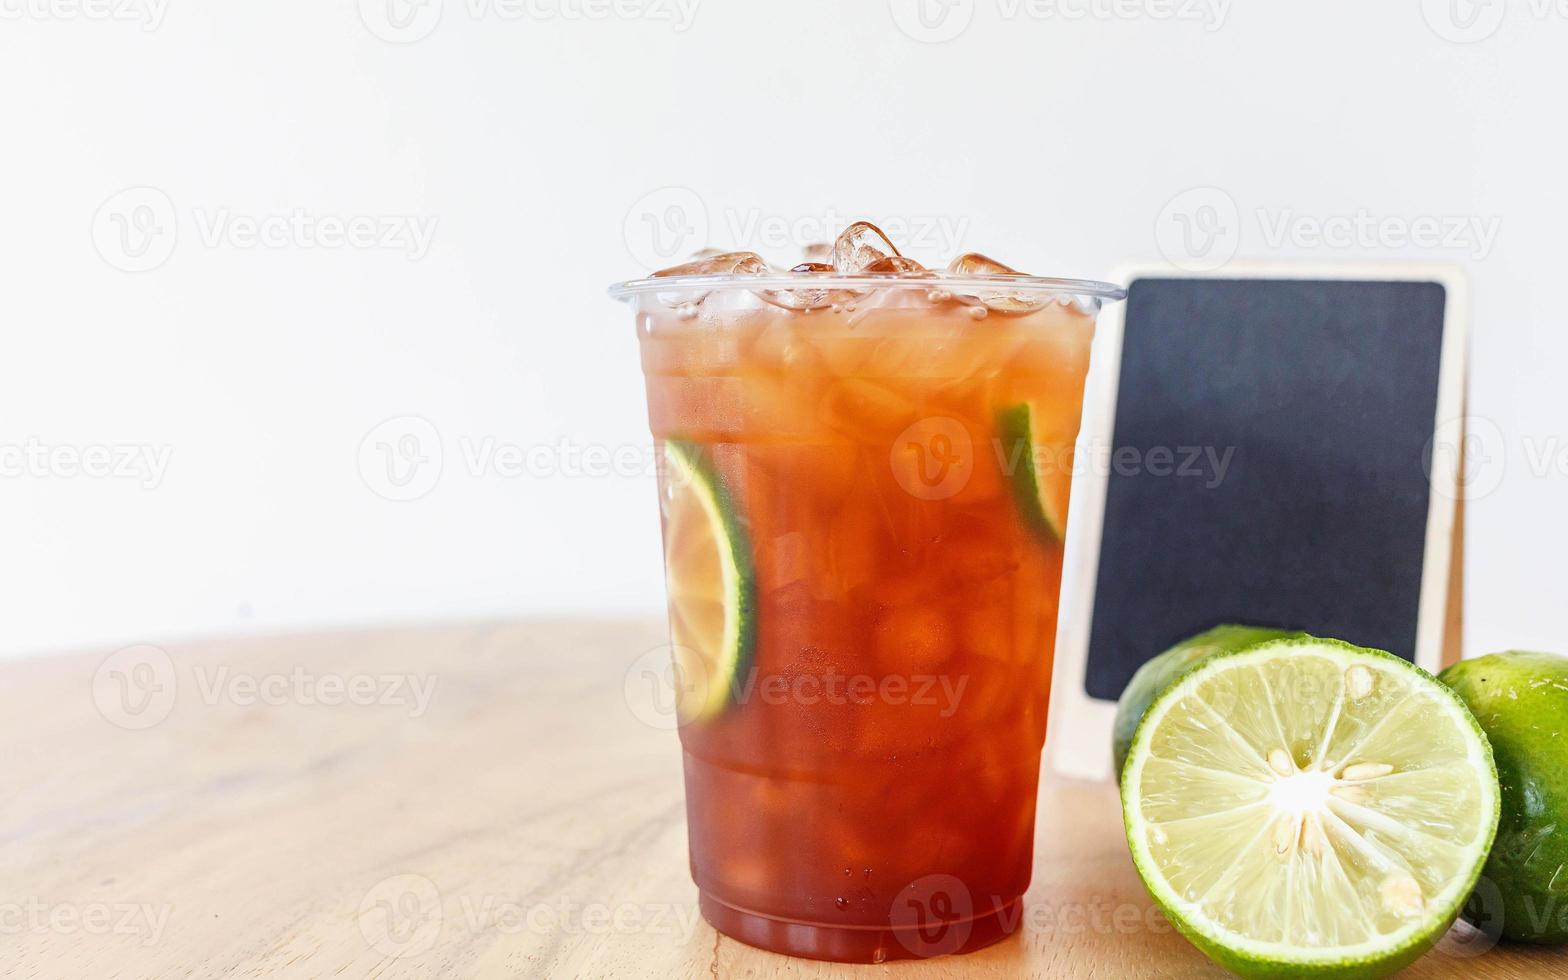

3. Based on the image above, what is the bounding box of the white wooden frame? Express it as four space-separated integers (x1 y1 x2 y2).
1046 263 1470 782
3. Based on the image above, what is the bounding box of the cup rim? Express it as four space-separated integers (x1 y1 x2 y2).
607 271 1127 303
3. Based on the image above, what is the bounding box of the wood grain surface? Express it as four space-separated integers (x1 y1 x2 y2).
0 620 1556 978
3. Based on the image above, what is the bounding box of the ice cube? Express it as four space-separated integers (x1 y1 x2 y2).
760 286 833 311
652 251 768 278
862 255 928 275
982 294 1048 315
947 252 1021 276
759 262 856 312
946 252 1047 314
652 251 768 309
872 604 954 674
833 221 901 273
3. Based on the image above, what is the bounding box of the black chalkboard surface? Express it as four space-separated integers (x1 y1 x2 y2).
1081 277 1451 703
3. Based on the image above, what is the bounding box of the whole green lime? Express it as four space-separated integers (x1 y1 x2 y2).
1111 624 1302 778
1440 651 1568 944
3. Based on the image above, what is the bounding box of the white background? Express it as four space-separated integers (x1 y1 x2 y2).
1 0 1562 658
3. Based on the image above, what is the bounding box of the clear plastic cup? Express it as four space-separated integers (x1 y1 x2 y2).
611 266 1125 962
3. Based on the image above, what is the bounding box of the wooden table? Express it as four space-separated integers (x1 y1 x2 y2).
2 621 1555 978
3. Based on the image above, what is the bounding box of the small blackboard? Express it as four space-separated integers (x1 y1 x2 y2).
1049 267 1467 780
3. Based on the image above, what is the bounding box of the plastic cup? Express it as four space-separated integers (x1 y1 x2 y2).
611 267 1124 962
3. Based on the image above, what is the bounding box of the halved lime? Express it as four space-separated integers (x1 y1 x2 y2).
1113 625 1304 778
1122 638 1499 978
996 402 1073 541
660 440 756 724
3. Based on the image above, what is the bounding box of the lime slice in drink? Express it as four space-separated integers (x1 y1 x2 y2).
1122 638 1499 979
660 440 756 724
997 402 1073 541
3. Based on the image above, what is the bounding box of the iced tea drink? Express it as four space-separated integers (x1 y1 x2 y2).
612 223 1123 962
